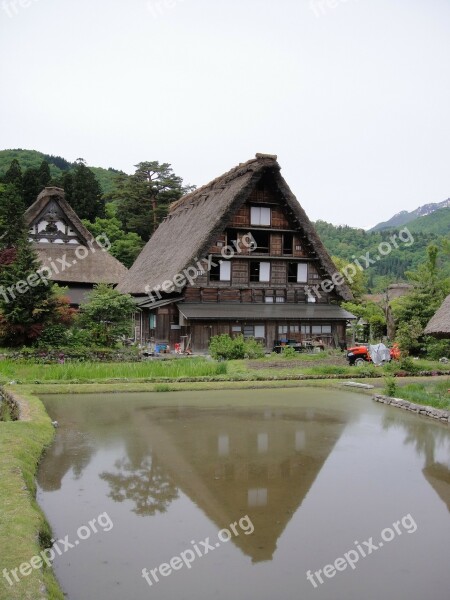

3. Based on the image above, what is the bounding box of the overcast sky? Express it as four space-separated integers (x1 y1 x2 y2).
1 0 449 228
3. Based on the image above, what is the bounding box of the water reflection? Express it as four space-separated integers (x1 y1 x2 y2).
382 412 450 512
100 453 179 516
36 391 450 600
38 400 350 563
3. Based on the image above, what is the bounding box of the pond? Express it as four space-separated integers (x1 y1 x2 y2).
37 388 450 600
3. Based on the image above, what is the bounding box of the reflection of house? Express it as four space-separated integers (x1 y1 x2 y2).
24 187 127 306
118 154 354 351
139 405 347 562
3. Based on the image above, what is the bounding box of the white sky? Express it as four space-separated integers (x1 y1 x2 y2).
1 0 449 228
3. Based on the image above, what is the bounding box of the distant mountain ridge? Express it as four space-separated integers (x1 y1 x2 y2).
370 198 450 232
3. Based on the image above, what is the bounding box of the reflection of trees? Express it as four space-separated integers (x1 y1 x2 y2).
38 430 96 491
382 413 450 512
100 453 179 516
382 413 449 467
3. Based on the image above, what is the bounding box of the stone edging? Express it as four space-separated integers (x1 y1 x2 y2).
0 386 20 420
373 394 449 424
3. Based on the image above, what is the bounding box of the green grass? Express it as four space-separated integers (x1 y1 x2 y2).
0 388 63 600
392 380 450 410
0 358 227 383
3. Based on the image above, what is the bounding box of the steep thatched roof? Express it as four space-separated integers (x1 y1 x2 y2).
25 187 127 285
424 295 450 338
118 154 352 300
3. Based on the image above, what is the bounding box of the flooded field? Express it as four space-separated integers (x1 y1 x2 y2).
37 388 450 600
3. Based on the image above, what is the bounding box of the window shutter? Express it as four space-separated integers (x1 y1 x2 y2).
297 263 308 282
259 262 270 282
220 261 231 281
260 207 271 226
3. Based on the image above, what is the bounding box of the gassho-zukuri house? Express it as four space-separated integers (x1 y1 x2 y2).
25 187 128 306
118 154 356 352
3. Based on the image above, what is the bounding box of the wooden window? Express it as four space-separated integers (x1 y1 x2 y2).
243 324 265 339
250 261 271 282
290 324 300 333
250 206 271 226
251 230 270 254
312 324 332 334
278 325 288 335
283 233 293 255
288 262 308 283
254 325 265 339
210 261 231 281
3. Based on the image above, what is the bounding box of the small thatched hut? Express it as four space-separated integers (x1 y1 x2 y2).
25 187 127 305
424 295 450 339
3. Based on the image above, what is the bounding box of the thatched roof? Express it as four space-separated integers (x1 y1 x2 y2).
118 154 353 300
25 187 127 285
424 295 450 338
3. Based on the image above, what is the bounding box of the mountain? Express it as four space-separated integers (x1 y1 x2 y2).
0 149 124 195
370 199 450 232
405 207 450 236
315 208 450 292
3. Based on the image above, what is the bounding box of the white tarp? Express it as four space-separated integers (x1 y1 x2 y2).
368 343 391 366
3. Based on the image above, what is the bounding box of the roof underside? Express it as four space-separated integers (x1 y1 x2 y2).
117 155 353 301
177 303 355 321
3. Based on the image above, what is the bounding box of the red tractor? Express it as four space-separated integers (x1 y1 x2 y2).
347 343 400 367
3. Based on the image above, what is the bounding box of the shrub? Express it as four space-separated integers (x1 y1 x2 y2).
384 377 398 397
209 334 265 360
281 346 297 359
243 337 265 359
399 357 420 374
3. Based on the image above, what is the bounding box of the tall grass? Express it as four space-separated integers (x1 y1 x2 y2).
396 380 450 410
0 359 228 382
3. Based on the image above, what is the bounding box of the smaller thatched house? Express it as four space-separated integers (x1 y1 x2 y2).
424 295 450 339
25 187 127 305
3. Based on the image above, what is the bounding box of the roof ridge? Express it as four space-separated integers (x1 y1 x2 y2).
169 154 278 214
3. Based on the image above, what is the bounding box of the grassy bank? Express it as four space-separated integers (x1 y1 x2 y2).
385 379 450 411
0 389 63 600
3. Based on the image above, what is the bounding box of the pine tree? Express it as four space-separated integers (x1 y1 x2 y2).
114 161 194 241
3 159 23 190
0 185 69 345
63 159 105 220
22 168 40 206
0 185 26 247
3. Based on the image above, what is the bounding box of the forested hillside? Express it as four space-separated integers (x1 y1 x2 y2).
0 149 122 194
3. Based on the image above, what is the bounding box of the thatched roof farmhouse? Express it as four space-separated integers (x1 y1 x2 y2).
119 154 354 351
25 187 127 305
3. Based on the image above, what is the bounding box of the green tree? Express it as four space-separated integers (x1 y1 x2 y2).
0 184 26 247
0 184 72 346
342 300 387 341
2 159 22 190
391 245 450 355
63 159 105 221
113 162 194 241
82 204 144 268
332 255 367 299
78 283 136 346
